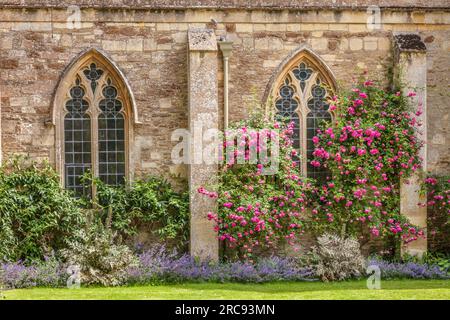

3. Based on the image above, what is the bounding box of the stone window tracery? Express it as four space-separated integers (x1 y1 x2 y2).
272 52 335 182
57 56 130 197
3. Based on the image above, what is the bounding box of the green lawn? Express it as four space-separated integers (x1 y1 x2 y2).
2 279 449 300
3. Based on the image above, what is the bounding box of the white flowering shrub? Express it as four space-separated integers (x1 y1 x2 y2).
61 220 138 287
308 233 366 281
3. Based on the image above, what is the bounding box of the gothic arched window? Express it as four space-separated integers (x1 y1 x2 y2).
54 50 136 197
271 50 335 182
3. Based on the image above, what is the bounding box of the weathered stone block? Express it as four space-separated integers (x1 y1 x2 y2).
378 37 391 51
126 38 143 52
311 38 328 51
102 40 127 51
349 38 363 51
254 38 269 50
188 28 217 51
0 58 19 69
364 38 378 51
143 38 157 51
159 97 172 109
0 37 13 50
235 23 253 33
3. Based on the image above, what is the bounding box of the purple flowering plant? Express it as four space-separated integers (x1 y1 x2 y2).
126 245 315 284
368 257 449 280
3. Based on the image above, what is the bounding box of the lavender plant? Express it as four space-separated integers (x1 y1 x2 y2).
368 257 449 280
127 245 314 284
0 254 68 289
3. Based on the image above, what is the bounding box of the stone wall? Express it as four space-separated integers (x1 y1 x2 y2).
0 7 449 181
1 0 448 9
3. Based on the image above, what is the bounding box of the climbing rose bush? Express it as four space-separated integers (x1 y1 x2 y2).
309 79 424 244
421 176 450 253
422 177 450 215
199 111 314 258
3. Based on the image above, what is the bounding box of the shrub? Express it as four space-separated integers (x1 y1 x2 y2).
306 233 366 281
309 79 424 244
423 253 450 273
400 252 450 274
82 175 189 249
368 257 449 280
127 245 314 284
61 215 138 287
0 157 84 261
198 109 315 258
421 176 450 254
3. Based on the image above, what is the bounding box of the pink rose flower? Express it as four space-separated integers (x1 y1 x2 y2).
310 160 321 168
223 202 233 208
357 148 366 156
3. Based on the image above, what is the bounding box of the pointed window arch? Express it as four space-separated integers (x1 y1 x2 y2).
268 48 336 182
53 49 137 197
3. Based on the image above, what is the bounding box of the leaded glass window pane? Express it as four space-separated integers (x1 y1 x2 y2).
98 79 126 186
306 79 332 183
275 78 301 162
64 78 91 198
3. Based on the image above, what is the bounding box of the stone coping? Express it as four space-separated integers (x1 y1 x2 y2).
0 0 449 10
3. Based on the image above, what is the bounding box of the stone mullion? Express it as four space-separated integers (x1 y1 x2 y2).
77 71 95 184
304 72 318 106
91 70 108 183
288 69 307 176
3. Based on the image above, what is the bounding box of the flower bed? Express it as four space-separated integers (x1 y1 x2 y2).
0 246 314 289
127 246 314 284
